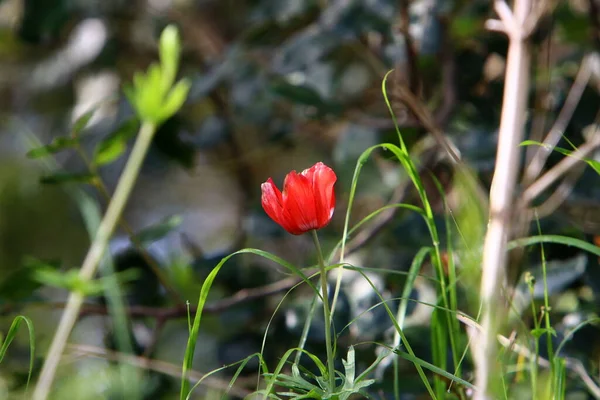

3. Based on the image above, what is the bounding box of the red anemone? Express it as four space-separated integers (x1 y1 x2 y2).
261 162 337 235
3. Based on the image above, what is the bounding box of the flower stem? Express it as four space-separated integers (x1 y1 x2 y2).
32 122 157 400
311 230 336 390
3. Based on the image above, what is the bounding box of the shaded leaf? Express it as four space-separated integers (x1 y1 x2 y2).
0 258 59 302
134 215 183 246
271 79 326 106
270 79 341 115
26 137 79 159
72 108 97 136
39 172 96 185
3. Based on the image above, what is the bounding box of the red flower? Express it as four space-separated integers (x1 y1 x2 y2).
261 162 337 235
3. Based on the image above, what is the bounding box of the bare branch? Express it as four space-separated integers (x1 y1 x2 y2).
66 344 252 398
494 0 519 35
485 19 506 34
476 0 533 397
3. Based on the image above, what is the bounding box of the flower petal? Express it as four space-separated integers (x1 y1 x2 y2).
261 178 286 228
282 170 317 234
306 162 336 228
262 162 337 235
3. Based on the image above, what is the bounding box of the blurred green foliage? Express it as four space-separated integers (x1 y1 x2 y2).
1 0 600 398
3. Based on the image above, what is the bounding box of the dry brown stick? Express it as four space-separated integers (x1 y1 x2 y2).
397 0 421 95
522 133 600 204
66 344 252 398
348 34 462 165
77 273 305 319
523 55 593 185
533 166 586 218
392 86 463 164
434 17 458 128
589 0 600 50
0 273 305 320
524 28 554 172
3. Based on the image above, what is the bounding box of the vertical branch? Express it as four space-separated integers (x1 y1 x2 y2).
476 1 532 398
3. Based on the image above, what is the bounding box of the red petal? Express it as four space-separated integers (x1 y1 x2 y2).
262 162 337 235
282 171 317 234
261 178 287 228
303 162 336 228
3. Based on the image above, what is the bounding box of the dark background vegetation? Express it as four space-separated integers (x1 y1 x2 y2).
0 0 600 398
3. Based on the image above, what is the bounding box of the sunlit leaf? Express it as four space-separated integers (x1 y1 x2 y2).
531 327 557 339
93 119 138 166
0 315 35 390
520 140 600 174
160 79 191 121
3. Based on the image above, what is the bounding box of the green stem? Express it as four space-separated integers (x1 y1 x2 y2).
76 144 183 304
311 230 336 390
32 122 157 400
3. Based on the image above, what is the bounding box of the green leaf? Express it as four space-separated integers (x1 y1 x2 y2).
31 268 95 294
159 24 180 91
0 315 35 390
342 346 356 388
508 235 600 257
159 79 191 121
93 119 139 166
451 16 482 40
32 268 140 296
132 63 166 122
39 172 96 185
125 25 187 124
26 137 79 159
134 214 183 245
271 80 322 105
394 349 476 391
72 109 97 136
520 140 600 175
531 327 557 339
0 258 59 302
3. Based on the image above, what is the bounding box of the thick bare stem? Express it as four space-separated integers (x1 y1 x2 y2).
32 122 157 400
476 1 531 398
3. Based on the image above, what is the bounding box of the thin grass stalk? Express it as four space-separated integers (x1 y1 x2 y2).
381 74 461 376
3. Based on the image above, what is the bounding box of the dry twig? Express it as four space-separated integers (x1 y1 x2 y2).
66 344 252 398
